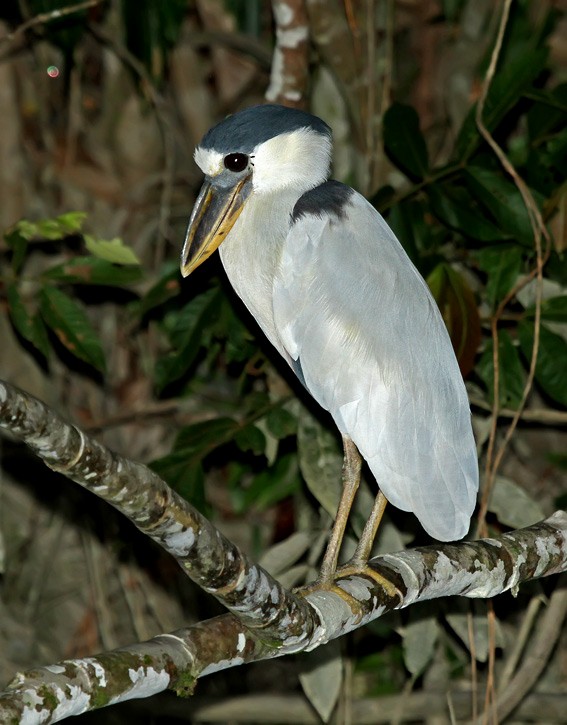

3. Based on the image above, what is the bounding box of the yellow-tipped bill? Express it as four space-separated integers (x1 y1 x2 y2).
181 177 252 277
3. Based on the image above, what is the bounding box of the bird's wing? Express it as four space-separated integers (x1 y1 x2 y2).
272 186 478 541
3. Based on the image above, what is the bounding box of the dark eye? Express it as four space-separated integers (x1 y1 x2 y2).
224 153 249 173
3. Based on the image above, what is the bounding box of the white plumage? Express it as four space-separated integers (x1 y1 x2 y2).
182 104 478 545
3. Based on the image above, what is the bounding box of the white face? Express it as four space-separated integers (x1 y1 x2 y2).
193 126 332 196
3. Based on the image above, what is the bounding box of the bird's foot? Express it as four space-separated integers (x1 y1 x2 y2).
298 560 402 622
335 559 403 603
298 577 367 621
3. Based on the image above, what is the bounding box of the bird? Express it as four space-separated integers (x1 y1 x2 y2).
180 103 478 586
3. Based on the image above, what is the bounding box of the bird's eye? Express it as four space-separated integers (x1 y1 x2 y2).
224 153 249 173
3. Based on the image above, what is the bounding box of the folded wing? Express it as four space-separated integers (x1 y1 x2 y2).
272 185 478 541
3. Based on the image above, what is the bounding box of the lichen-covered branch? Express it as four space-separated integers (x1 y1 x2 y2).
1 378 566 723
0 520 565 723
266 0 310 107
0 380 318 647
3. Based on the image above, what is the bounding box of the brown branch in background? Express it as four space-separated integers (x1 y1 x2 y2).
492 577 567 723
88 21 176 251
371 0 394 194
187 29 272 69
266 0 310 108
306 0 365 149
470 397 567 425
0 0 105 47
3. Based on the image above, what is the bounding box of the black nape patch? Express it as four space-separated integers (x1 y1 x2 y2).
292 180 354 224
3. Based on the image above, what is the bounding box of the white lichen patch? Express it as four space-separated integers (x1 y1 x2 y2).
161 521 196 557
534 536 559 577
112 666 170 702
278 26 308 48
338 577 374 602
21 684 92 723
50 685 91 720
200 657 244 678
0 383 7 402
272 1 294 26
237 632 246 653
82 658 107 687
45 664 66 674
32 434 57 457
303 590 356 648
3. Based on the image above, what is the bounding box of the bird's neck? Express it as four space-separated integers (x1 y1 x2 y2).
219 188 301 354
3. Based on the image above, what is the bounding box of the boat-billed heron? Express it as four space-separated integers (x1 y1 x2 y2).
181 104 478 585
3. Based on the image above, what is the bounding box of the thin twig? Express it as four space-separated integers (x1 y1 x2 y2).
475 0 551 533
473 1 553 721
470 396 567 425
498 593 543 692
0 0 105 46
88 21 177 249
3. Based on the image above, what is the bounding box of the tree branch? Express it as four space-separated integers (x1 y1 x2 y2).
1 378 566 722
0 380 318 647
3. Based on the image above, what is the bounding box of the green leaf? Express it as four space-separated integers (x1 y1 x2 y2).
428 184 506 242
4 228 29 273
446 603 504 662
476 331 525 409
455 47 548 161
527 83 567 142
136 264 180 316
154 287 222 390
297 409 342 518
6 283 50 358
234 424 266 455
9 212 87 241
44 256 144 286
39 285 106 372
383 104 429 180
475 245 524 309
426 264 481 377
403 609 439 676
298 641 343 723
465 167 542 246
527 295 567 322
241 454 300 512
36 211 87 237
84 235 141 265
266 407 297 439
489 476 545 528
120 0 186 82
174 417 240 460
518 321 567 406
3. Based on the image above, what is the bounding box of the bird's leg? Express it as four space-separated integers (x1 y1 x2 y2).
350 489 388 565
337 490 401 601
302 441 400 615
318 434 362 584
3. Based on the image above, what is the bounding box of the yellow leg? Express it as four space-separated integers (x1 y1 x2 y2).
336 490 401 600
302 447 400 612
351 490 388 565
318 434 361 583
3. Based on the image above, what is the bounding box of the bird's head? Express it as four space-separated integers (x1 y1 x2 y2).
180 104 332 277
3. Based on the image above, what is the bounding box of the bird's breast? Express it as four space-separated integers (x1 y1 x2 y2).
218 192 296 357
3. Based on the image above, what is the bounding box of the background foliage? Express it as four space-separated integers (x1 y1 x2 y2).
0 0 565 722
